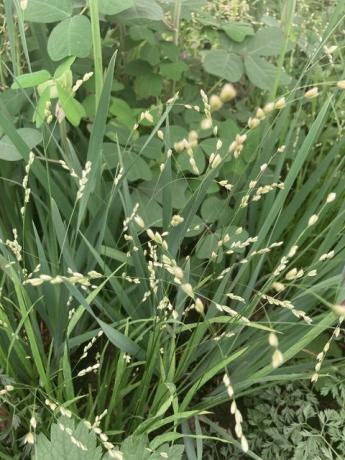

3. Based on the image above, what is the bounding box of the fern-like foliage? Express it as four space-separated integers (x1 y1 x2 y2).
33 418 184 460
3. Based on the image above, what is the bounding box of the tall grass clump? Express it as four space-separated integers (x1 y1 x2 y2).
0 1 345 458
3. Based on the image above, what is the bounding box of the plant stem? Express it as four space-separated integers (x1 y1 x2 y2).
89 0 103 109
270 0 296 100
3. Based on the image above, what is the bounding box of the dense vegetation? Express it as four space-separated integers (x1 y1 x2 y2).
0 1 344 458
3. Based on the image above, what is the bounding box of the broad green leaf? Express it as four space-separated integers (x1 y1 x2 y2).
34 417 104 460
109 98 138 128
247 27 287 56
11 70 51 89
180 0 207 19
150 445 184 460
159 62 188 81
57 84 86 127
129 25 156 44
0 128 42 161
47 16 92 61
121 435 151 460
117 0 164 21
131 189 163 227
34 86 51 127
175 147 206 175
196 232 220 260
134 73 163 98
24 0 73 23
244 55 290 90
221 21 254 42
54 57 76 79
99 0 134 15
200 196 228 223
203 50 244 82
103 143 152 181
120 435 184 460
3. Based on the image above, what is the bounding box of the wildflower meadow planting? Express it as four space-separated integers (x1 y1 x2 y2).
1 1 345 458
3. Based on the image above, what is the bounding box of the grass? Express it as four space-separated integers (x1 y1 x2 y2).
0 1 345 459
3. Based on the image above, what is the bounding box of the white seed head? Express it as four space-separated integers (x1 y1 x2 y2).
201 118 212 130
268 332 279 348
23 432 35 445
194 298 204 314
241 435 249 453
304 87 319 99
220 83 237 102
181 283 194 298
326 192 336 203
248 117 260 129
272 349 284 368
263 102 275 113
209 94 223 111
308 214 318 227
274 97 286 109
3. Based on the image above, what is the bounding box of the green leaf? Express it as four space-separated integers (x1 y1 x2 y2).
129 25 156 44
180 0 207 19
203 50 244 82
0 128 42 161
34 86 51 128
134 73 163 98
24 0 73 23
57 84 86 127
47 16 92 61
35 417 104 460
117 0 164 21
11 70 51 89
150 445 184 460
54 57 76 79
200 196 228 223
247 27 287 56
99 0 134 15
120 435 184 460
131 189 163 227
244 55 290 90
109 98 138 128
221 21 254 42
159 62 188 81
121 435 151 460
103 144 152 181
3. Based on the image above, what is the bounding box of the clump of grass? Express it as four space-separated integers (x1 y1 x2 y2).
0 1 345 458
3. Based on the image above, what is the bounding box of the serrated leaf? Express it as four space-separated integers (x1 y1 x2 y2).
0 128 42 161
11 70 51 89
203 50 244 82
244 55 290 90
150 444 184 460
221 21 254 42
247 27 287 56
121 435 151 460
99 0 134 15
57 84 86 127
24 0 73 23
34 417 104 460
48 16 92 61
